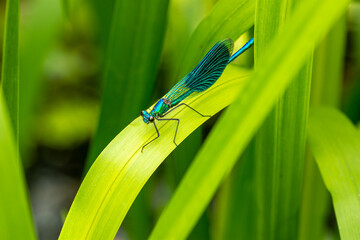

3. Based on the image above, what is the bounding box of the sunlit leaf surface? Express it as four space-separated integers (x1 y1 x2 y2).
59 66 250 240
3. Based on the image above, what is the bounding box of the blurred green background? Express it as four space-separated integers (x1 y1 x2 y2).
0 0 359 239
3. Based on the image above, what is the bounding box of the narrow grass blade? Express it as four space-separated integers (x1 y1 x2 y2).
213 143 256 239
343 2 360 123
19 0 62 162
59 66 250 240
88 0 115 51
85 0 170 171
0 94 36 240
1 0 20 142
300 17 347 240
60 0 69 19
307 107 360 239
311 16 346 108
253 0 313 239
149 0 349 238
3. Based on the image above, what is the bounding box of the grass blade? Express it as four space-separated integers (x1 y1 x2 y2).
307 107 360 239
213 144 256 239
59 66 250 240
252 0 313 238
149 0 349 238
300 16 347 240
311 17 346 108
19 0 62 162
1 0 20 143
88 0 115 51
0 94 36 240
85 0 170 171
0 2 36 238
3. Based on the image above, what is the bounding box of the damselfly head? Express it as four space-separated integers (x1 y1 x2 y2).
141 110 154 124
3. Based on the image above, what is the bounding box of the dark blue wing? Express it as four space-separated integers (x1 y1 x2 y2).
165 39 234 105
185 39 233 91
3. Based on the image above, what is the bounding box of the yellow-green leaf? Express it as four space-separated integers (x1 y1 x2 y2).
59 66 250 240
0 94 36 240
308 107 360 239
1 0 20 144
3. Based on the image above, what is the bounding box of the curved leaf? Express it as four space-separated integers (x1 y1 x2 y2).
307 107 360 240
59 66 250 240
85 0 170 171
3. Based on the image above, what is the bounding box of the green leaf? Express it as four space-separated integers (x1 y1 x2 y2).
83 1 169 237
307 107 360 239
60 0 69 19
59 66 250 240
251 0 313 238
1 0 20 143
176 0 254 78
85 0 170 171
19 0 62 162
310 16 346 107
0 2 36 238
88 0 115 50
343 3 360 123
149 0 349 238
213 143 257 239
300 17 347 240
0 94 36 240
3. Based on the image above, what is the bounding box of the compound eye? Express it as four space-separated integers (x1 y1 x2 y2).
149 116 154 122
141 110 145 116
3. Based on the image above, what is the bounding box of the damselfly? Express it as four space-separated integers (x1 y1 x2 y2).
141 38 254 152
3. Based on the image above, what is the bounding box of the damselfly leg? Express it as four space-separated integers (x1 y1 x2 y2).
160 103 211 118
141 104 211 152
141 122 160 152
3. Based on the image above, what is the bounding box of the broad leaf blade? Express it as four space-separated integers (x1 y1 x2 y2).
308 107 360 239
59 66 250 240
252 0 312 238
